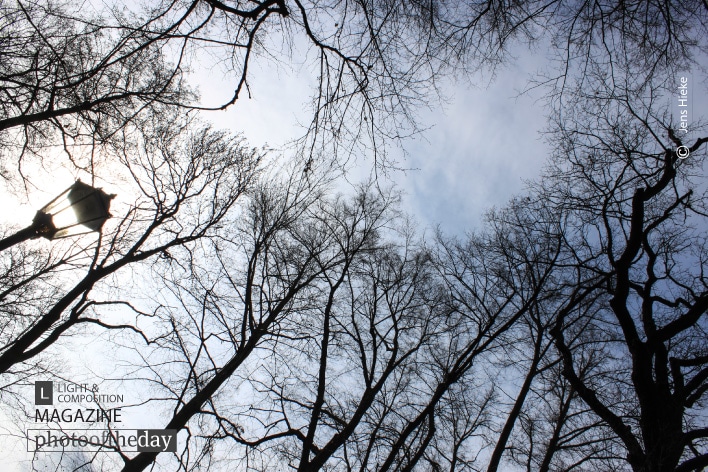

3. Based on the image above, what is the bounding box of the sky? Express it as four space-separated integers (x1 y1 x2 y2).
191 41 551 236
0 45 552 469
2 5 707 470
185 32 708 239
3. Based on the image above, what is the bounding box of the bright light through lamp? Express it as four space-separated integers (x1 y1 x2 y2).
0 180 115 251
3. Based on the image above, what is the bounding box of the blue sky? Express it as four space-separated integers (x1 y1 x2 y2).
191 44 551 236
3 6 707 468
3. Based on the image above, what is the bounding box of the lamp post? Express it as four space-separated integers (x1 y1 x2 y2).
0 180 115 252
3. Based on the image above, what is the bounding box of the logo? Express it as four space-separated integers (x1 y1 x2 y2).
677 146 690 159
35 382 53 405
28 429 178 452
29 379 178 454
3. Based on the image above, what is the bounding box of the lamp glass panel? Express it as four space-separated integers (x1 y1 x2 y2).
46 182 109 232
37 181 112 238
39 186 74 216
67 191 109 231
52 224 95 239
50 204 83 231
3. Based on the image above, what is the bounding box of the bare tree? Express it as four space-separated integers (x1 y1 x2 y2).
3 2 708 472
0 113 262 382
107 175 563 471
105 180 415 470
540 78 708 471
0 0 195 181
7 0 703 176
482 198 627 472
